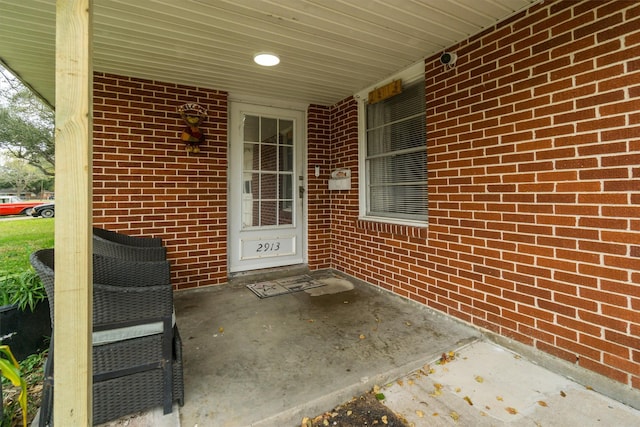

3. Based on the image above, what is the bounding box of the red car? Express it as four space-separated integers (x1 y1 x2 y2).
0 195 43 216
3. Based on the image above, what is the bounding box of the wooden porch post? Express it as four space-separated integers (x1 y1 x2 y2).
54 0 93 424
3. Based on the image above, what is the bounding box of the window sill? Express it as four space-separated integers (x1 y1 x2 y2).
356 216 428 238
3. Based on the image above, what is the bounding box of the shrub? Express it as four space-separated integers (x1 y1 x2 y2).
0 270 46 311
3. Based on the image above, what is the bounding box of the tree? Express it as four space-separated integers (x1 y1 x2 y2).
0 158 50 196
0 66 54 177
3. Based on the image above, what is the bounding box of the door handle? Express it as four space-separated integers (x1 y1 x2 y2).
299 185 305 198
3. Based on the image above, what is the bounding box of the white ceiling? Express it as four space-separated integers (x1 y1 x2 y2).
0 0 539 107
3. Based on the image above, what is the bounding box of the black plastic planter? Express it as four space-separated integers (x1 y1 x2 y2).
0 300 51 361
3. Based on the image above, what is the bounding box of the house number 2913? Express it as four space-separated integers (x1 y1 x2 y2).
256 242 280 253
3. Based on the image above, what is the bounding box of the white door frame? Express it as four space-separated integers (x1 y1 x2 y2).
228 101 307 273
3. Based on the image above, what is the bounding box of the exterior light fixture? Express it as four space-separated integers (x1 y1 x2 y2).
253 52 280 66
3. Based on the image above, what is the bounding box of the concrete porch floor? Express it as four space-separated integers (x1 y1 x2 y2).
174 270 480 426
124 269 640 427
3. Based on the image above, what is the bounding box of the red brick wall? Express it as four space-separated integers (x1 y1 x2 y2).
307 105 332 269
327 0 640 390
329 98 361 272
92 73 228 289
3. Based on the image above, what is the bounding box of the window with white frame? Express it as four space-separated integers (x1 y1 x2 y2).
364 78 427 222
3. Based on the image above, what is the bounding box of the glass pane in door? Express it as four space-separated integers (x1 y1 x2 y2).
261 173 277 199
260 144 278 171
242 114 296 228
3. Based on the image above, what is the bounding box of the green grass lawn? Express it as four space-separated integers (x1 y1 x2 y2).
0 218 53 425
0 218 54 274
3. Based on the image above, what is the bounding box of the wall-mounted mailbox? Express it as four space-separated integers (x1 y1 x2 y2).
328 168 351 191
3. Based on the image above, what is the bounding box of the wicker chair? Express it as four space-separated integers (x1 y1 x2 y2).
30 249 184 426
93 228 167 261
93 227 163 247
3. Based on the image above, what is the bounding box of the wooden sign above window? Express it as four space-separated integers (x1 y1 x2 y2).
368 79 403 104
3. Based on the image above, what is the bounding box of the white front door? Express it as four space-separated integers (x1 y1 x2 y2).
229 102 306 273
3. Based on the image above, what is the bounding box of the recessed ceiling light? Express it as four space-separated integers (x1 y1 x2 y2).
254 52 280 66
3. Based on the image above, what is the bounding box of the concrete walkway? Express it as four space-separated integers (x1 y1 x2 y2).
381 340 640 426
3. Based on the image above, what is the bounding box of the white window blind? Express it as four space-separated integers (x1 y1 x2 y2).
365 79 427 221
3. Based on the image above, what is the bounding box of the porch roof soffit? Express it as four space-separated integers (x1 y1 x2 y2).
0 0 539 108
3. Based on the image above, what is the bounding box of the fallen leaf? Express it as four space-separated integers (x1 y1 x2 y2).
382 415 388 424
475 375 484 383
405 321 412 326
496 396 503 401
415 410 424 418
450 411 460 421
323 419 329 426
437 351 456 364
301 417 311 427
218 326 224 333
537 401 548 407
397 379 404 386
586 385 593 391
431 382 443 395
407 379 414 386
480 411 488 416
347 410 352 416
432 412 439 417
455 387 461 393
373 385 381 393
464 396 473 406
375 393 386 400
560 390 566 397
359 334 366 340
506 407 518 415
307 319 315 323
